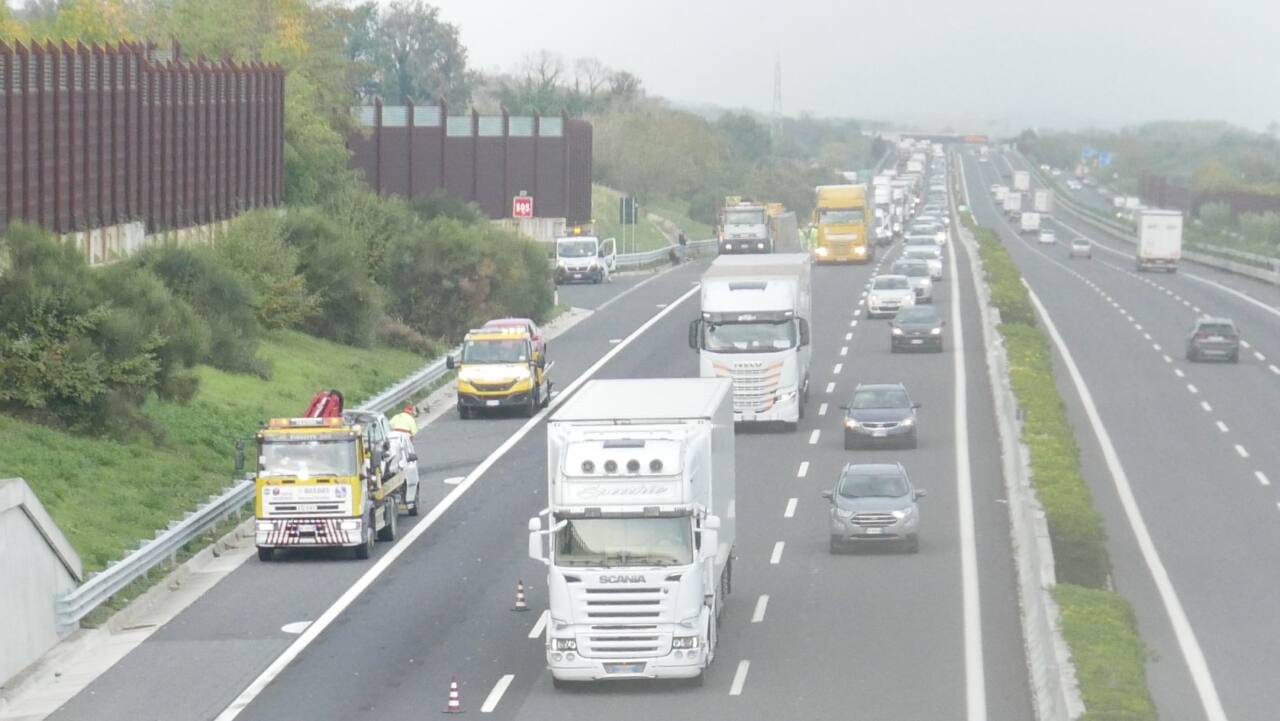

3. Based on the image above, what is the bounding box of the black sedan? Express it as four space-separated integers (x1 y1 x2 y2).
890 306 945 352
841 383 921 449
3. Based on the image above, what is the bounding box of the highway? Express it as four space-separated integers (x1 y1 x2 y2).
964 149 1280 721
45 200 1039 719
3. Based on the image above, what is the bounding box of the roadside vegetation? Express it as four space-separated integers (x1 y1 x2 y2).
961 209 1156 720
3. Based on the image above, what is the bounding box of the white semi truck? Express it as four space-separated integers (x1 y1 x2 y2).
1033 188 1055 214
1135 209 1183 272
528 378 736 687
690 254 812 429
1013 170 1031 191
1003 191 1023 215
1019 211 1041 234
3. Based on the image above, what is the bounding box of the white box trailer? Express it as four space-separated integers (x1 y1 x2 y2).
1020 211 1041 234
1135 209 1182 272
530 378 736 685
1013 170 1031 191
1033 189 1055 214
1003 191 1023 214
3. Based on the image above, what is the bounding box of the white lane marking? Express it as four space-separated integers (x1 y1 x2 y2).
1174 368 1185 378
1023 282 1229 721
1271 364 1280 376
833 363 843 374
784 498 798 518
1257 471 1271 487
1254 351 1266 362
808 429 821 445
1174 295 1182 301
655 303 668 308
797 461 810 478
818 403 828 416
751 596 769 623
854 308 863 316
1182 300 1192 307
1235 444 1250 459
1162 354 1173 364
280 622 311 635
949 195 987 721
528 610 549 639
1153 343 1162 351
1143 333 1152 341
1135 323 1144 331
1192 305 1201 313
850 319 859 327
845 332 853 340
729 660 751 696
1188 384 1199 394
212 285 703 721
1201 401 1213 412
1241 339 1253 349
769 542 785 564
825 382 836 394
481 674 515 713
609 338 623 344
443 476 465 485
1215 420 1229 433
840 346 849 356
1180 274 1280 321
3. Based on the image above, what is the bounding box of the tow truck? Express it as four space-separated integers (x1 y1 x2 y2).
448 326 551 418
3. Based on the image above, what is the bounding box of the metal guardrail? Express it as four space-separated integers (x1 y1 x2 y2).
53 346 463 630
613 238 717 269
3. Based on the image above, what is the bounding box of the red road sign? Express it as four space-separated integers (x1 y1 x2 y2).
512 195 534 219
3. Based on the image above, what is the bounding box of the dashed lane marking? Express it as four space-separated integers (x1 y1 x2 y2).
784 498 798 518
818 403 828 416
808 429 821 445
481 674 515 713
1236 445 1250 459
770 542 785 564
1188 384 1199 394
528 610 549 639
797 461 810 478
729 660 751 696
825 382 836 394
751 596 769 623
833 363 843 374
1257 471 1271 487
1201 401 1213 412
1216 420 1229 433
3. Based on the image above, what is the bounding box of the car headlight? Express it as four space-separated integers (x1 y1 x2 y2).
901 417 914 426
892 327 904 335
835 507 854 518
891 507 915 519
757 242 766 249
671 636 700 650
553 638 577 651
844 418 860 429
930 327 942 335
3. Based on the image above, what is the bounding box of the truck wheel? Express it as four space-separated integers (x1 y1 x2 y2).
257 547 274 562
377 501 397 541
355 526 374 559
406 485 419 517
551 676 572 690
524 392 539 418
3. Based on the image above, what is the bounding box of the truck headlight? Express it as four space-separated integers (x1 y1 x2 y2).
854 246 866 255
340 519 362 531
892 327 904 335
671 636 700 650
930 327 942 335
815 246 829 257
757 242 765 249
552 638 577 651
256 521 276 532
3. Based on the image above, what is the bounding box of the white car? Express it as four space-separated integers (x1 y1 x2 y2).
1038 230 1057 245
867 275 917 318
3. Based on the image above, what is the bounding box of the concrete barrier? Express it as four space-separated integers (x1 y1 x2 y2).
0 478 83 686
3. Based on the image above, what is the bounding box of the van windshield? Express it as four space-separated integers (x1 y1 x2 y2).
558 240 597 258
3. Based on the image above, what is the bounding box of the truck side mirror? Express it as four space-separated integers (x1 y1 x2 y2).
821 490 834 500
700 515 720 560
446 355 456 370
407 453 418 463
688 319 701 350
798 318 811 347
234 439 246 473
528 517 548 564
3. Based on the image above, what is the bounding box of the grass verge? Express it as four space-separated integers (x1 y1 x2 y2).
0 329 425 574
592 184 671 253
962 208 1155 719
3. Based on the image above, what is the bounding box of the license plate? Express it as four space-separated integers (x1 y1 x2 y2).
573 273 583 279
911 339 924 345
872 430 888 437
604 663 646 674
864 528 884 535
1208 336 1224 341
298 524 316 534
486 400 500 407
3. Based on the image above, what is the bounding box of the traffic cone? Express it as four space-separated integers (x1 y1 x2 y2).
443 677 463 714
512 580 530 612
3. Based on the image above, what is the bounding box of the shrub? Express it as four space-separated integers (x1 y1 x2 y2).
410 190 487 225
136 246 267 377
323 184 420 276
214 210 319 330
282 208 385 347
375 317 440 356
1055 585 1157 721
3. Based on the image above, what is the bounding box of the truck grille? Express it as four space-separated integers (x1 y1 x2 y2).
852 512 896 528
584 627 664 656
471 380 516 392
718 362 782 412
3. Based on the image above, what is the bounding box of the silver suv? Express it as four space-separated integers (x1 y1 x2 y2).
823 462 926 553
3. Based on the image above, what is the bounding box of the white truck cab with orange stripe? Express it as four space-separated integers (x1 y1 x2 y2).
251 416 407 561
689 254 812 430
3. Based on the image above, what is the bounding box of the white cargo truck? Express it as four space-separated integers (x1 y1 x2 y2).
529 378 736 687
1033 188 1055 214
1013 170 1031 191
1003 191 1023 215
1135 209 1182 272
691 255 812 429
1019 211 1041 234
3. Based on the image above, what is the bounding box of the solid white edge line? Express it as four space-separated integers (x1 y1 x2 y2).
797 461 810 478
212 284 703 721
480 674 515 713
948 195 987 721
784 498 798 518
729 660 750 696
751 595 769 623
528 610 549 639
769 542 785 564
1023 282 1230 721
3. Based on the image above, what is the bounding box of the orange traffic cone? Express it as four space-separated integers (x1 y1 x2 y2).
443 677 463 714
512 580 530 612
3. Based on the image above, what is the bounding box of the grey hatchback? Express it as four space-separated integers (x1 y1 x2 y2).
891 305 945 352
1186 316 1240 362
841 383 920 449
823 462 926 553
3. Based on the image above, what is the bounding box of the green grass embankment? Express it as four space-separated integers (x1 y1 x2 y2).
0 330 424 572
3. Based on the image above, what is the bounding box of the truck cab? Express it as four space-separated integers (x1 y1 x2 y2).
554 234 615 285
812 184 873 263
448 327 551 418
718 201 773 254
251 416 406 561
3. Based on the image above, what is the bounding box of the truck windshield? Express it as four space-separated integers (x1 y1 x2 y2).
557 240 597 258
818 208 864 224
703 319 796 352
555 517 693 567
723 210 765 225
259 439 356 478
462 339 528 364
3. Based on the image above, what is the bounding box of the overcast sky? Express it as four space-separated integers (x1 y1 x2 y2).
423 0 1280 133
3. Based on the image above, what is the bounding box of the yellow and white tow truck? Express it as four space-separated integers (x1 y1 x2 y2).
447 326 551 419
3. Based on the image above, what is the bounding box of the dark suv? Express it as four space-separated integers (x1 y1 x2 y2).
841 383 920 449
1186 316 1240 363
